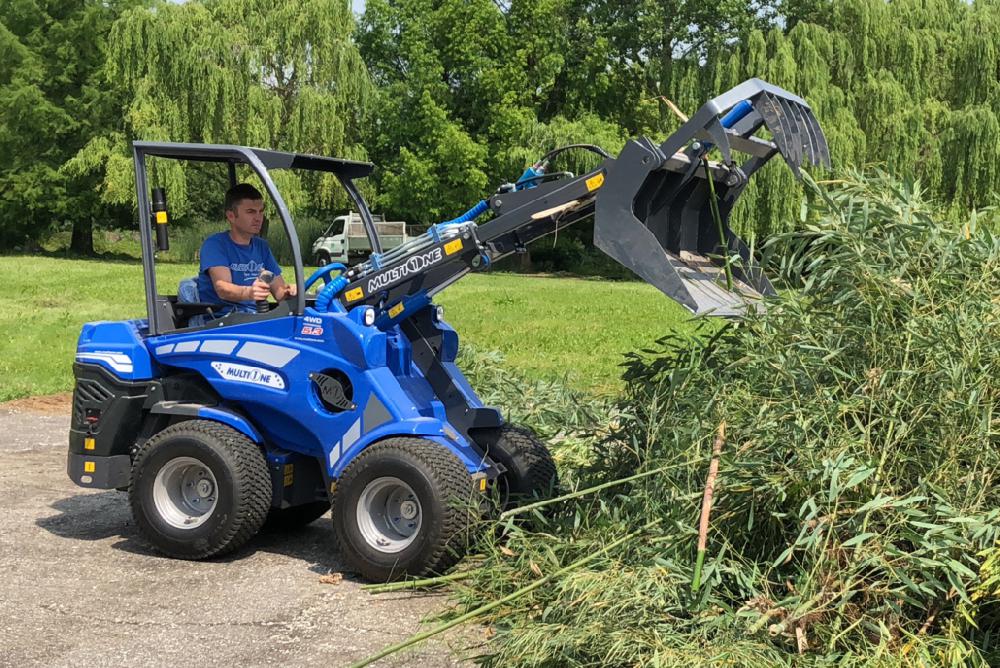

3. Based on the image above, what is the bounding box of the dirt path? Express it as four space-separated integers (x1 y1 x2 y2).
0 396 476 667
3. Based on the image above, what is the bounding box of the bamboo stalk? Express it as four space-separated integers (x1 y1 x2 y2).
349 521 660 668
703 160 734 291
363 569 478 593
692 421 726 591
656 96 690 123
499 461 683 520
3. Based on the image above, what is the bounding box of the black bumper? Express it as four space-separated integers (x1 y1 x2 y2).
67 452 131 489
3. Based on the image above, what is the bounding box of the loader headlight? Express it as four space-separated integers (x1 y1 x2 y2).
433 305 444 322
363 307 376 327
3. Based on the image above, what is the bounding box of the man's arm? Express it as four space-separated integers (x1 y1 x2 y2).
269 275 297 301
260 240 295 300
207 266 270 302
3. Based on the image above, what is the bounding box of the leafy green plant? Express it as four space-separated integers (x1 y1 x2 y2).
393 171 1000 667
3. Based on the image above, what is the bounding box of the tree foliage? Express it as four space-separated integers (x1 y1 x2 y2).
0 0 135 252
3 0 1000 266
71 0 372 220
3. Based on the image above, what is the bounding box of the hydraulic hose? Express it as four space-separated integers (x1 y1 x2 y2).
439 199 489 226
315 274 350 312
305 262 348 313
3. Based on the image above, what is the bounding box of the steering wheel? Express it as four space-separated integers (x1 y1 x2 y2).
304 262 353 313
304 262 347 292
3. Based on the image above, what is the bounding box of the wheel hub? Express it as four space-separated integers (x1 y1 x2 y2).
152 457 219 530
399 500 418 520
356 477 422 553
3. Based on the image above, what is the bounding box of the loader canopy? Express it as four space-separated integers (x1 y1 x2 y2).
131 142 380 335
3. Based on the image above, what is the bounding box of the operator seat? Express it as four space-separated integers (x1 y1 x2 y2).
176 277 213 327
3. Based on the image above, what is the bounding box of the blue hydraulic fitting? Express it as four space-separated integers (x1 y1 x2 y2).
374 291 431 330
720 99 754 129
515 165 544 190
697 99 755 156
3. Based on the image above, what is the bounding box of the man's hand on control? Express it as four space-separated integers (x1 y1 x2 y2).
250 279 271 301
282 284 298 301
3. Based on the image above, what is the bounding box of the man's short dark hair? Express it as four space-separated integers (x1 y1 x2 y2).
225 183 264 212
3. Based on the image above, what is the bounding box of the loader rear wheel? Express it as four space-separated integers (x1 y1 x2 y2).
262 501 330 532
128 420 271 560
331 438 478 582
485 424 559 512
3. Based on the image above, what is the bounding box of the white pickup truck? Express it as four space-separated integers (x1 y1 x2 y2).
311 212 409 266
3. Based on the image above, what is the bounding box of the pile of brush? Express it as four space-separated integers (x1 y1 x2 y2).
436 173 999 667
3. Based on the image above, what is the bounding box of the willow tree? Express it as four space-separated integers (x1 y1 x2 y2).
0 0 137 253
632 0 1000 241
71 0 372 219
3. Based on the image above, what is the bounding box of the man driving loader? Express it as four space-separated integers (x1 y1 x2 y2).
196 183 297 315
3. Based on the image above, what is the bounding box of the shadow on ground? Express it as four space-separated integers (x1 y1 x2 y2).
35 491 359 579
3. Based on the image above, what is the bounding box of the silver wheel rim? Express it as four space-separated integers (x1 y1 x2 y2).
356 477 422 553
152 456 219 530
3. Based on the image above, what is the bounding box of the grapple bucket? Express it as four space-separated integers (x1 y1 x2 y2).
594 79 830 316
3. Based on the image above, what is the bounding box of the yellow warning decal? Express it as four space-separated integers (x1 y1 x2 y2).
388 302 404 318
283 463 294 487
345 287 364 302
586 173 605 192
84 461 95 473
444 238 464 255
479 478 488 492
84 437 95 451
155 211 168 224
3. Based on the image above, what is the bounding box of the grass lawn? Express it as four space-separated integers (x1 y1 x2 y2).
0 255 696 401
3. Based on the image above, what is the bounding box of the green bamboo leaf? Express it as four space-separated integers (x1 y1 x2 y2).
841 532 878 548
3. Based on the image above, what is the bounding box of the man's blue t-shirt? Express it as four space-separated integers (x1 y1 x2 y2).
197 232 281 314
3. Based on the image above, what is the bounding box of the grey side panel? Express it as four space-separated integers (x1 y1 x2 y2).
363 394 392 433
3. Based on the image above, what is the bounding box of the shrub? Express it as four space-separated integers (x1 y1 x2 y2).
448 172 1000 667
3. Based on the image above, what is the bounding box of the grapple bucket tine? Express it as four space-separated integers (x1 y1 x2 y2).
776 96 804 174
756 93 800 176
591 79 831 317
788 101 817 166
804 109 832 167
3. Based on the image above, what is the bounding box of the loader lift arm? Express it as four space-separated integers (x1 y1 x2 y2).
315 79 830 323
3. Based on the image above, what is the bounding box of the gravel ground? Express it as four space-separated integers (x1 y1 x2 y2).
0 396 477 667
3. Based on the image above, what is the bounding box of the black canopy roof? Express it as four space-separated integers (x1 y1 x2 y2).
132 141 374 180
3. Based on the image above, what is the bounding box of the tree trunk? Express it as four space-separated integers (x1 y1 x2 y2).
70 218 94 255
518 249 533 273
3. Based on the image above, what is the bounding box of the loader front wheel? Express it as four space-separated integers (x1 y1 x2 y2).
128 420 271 560
332 438 477 582
485 424 559 512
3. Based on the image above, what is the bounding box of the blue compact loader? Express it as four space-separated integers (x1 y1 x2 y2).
67 80 829 581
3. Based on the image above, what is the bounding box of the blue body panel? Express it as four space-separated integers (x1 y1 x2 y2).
197 406 263 443
78 306 493 480
76 319 156 380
